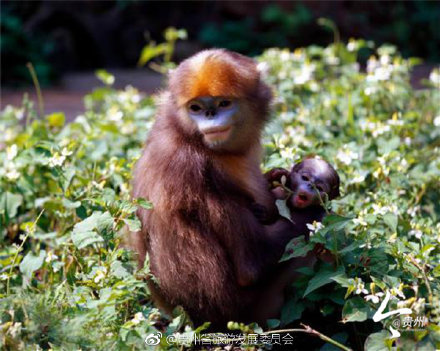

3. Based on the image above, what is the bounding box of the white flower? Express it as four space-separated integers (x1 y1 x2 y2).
48 152 66 167
5 166 20 181
367 56 379 73
354 278 368 295
306 221 324 236
280 51 291 62
107 107 123 122
294 63 315 85
353 213 368 227
257 61 269 75
434 116 440 127
409 229 423 239
132 312 145 325
391 287 406 299
347 40 357 52
325 55 340 65
406 206 419 217
94 268 107 283
337 148 358 165
0 273 8 280
429 69 440 86
61 147 73 157
7 144 18 160
380 54 391 65
364 86 377 96
365 292 384 304
48 148 72 168
351 172 366 184
45 251 58 263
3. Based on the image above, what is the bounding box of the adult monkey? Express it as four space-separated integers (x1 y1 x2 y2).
131 49 300 328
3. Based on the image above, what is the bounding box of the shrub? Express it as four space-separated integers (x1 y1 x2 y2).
0 40 439 350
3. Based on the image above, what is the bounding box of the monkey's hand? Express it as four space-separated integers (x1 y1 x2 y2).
250 202 278 225
265 168 290 188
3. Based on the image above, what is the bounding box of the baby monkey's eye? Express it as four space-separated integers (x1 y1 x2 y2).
189 104 202 112
301 175 309 181
218 100 231 108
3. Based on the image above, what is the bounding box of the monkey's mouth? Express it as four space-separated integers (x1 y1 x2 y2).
202 125 232 144
293 194 310 208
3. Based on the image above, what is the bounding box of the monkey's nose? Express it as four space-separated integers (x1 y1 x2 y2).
205 108 217 118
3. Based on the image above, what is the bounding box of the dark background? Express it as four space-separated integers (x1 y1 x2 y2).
2 0 440 88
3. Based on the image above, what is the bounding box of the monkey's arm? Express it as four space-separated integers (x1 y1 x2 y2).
233 214 296 287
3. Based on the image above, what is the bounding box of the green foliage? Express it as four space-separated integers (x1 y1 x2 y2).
1 39 439 350
138 27 187 74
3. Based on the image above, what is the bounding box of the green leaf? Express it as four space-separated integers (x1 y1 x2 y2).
96 69 115 85
342 297 373 322
123 218 142 232
280 237 314 262
364 330 393 351
275 199 292 222
266 319 280 329
377 136 400 155
331 274 352 287
321 214 352 233
135 197 153 210
62 198 81 209
281 299 306 325
71 230 104 249
1 192 23 218
71 211 112 249
137 43 168 67
383 213 398 232
96 211 114 233
19 250 46 278
46 112 65 127
110 261 130 279
303 265 345 297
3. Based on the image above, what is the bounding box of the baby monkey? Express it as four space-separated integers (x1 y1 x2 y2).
266 157 340 240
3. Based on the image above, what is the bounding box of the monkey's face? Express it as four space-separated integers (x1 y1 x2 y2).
185 96 245 150
288 159 338 209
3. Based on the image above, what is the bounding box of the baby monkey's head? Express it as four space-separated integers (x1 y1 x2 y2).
287 158 340 209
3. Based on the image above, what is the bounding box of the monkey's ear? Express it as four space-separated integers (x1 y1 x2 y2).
329 186 341 200
329 173 341 200
291 162 303 174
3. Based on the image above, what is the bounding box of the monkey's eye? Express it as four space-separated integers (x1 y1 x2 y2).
316 185 324 192
189 104 202 113
301 175 309 181
218 100 231 108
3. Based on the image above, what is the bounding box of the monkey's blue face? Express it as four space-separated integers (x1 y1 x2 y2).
186 96 241 149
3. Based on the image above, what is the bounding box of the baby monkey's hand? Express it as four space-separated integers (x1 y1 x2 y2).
265 167 290 187
265 168 292 200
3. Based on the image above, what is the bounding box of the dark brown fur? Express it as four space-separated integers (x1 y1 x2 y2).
131 50 295 328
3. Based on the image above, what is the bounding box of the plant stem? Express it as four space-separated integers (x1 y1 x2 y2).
26 62 44 118
6 209 44 295
408 255 433 304
262 324 352 351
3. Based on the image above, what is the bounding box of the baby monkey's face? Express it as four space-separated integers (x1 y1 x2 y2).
288 158 339 209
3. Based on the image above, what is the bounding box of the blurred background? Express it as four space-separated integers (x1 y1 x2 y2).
1 0 440 118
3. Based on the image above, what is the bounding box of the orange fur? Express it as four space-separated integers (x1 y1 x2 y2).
170 49 259 106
